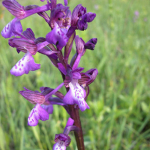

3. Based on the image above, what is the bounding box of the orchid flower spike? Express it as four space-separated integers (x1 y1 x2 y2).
19 83 64 126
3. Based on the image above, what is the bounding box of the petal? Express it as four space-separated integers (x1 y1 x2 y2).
41 104 53 114
1 18 23 38
69 82 89 111
72 67 84 73
28 104 49 126
72 72 81 79
76 99 90 111
22 28 35 40
53 140 66 150
10 52 40 76
63 88 74 104
54 134 71 147
78 73 90 85
46 24 68 50
85 68 98 85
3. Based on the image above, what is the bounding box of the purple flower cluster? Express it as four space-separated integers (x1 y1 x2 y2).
2 0 98 149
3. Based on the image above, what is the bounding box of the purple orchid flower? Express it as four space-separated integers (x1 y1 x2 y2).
19 83 64 126
1 18 23 38
58 64 90 111
53 117 77 150
9 28 52 76
46 3 71 50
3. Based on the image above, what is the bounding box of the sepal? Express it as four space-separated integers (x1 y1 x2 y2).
2 0 25 19
9 37 37 55
85 68 98 85
19 87 45 104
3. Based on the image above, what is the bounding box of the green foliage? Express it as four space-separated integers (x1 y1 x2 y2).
0 0 150 149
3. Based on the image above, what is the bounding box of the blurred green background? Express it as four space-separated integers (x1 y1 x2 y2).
0 0 150 149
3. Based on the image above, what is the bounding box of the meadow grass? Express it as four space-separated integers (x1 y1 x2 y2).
0 0 150 149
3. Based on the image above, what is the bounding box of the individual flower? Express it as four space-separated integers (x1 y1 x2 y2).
46 3 71 50
53 117 77 150
58 64 90 111
9 28 52 76
1 17 23 38
19 83 64 126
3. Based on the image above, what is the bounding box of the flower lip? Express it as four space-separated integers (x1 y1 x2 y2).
10 52 41 76
1 18 23 38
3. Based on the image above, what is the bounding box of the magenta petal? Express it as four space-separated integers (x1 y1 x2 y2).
41 104 53 114
63 89 74 104
69 82 89 111
72 72 81 79
53 140 66 150
46 25 68 50
23 28 35 40
1 18 22 38
28 104 49 126
76 99 90 111
10 52 40 76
